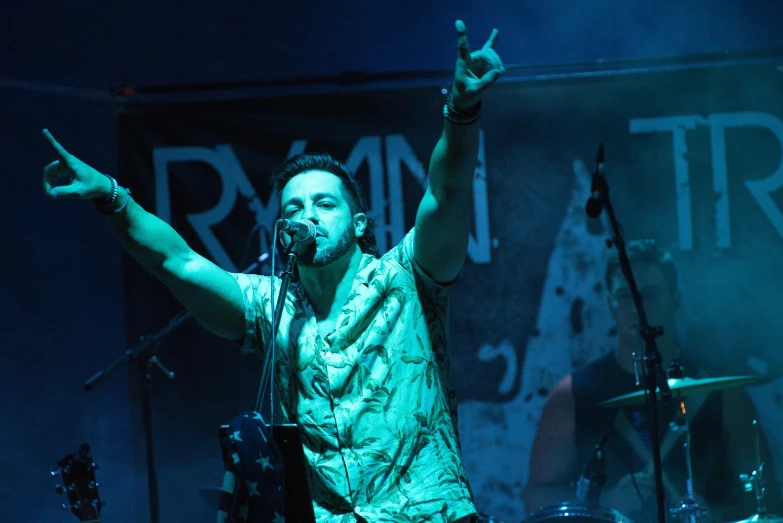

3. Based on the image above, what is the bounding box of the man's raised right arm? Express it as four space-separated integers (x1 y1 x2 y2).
41 129 244 341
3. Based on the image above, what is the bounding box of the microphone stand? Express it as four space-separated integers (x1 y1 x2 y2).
255 241 306 414
83 255 268 523
223 237 307 523
589 143 672 523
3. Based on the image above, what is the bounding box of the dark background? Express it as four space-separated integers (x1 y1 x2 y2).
4 2 783 522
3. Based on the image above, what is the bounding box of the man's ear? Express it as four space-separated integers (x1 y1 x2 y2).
353 213 367 238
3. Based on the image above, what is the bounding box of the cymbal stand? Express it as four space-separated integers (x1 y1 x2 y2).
668 398 708 523
739 420 771 519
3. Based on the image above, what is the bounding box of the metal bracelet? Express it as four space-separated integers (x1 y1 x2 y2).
93 175 118 208
96 187 132 215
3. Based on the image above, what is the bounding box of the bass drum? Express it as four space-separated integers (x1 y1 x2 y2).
524 503 632 523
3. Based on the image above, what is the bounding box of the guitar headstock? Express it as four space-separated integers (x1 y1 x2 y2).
51 443 103 522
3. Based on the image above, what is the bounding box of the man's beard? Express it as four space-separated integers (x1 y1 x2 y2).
296 225 357 268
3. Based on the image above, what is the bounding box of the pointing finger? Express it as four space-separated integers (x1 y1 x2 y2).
483 28 500 50
455 20 471 63
42 129 72 164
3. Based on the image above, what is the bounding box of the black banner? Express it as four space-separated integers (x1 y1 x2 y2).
117 60 783 521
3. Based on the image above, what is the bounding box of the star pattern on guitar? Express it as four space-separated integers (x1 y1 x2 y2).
217 413 286 523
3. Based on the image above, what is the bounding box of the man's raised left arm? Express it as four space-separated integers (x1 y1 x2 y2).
414 20 505 283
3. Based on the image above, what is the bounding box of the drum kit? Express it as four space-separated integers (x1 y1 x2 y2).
522 373 781 523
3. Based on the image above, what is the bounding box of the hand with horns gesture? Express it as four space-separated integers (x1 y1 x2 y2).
450 20 505 112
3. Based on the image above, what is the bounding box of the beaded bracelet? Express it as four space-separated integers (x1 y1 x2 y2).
443 92 482 125
107 188 132 214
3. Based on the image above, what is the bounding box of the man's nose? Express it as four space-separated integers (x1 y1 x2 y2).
300 205 319 224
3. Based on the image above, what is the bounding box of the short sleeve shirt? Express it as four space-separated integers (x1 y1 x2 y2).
232 228 475 523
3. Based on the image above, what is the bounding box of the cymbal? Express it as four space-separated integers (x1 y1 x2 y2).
728 514 783 523
598 375 759 408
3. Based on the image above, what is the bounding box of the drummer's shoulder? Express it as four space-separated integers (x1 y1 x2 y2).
537 375 576 426
545 374 574 404
552 374 573 395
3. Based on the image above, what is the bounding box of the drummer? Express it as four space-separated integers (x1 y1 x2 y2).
523 240 781 522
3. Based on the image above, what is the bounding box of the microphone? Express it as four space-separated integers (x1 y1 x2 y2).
585 142 605 218
575 432 608 502
277 219 316 244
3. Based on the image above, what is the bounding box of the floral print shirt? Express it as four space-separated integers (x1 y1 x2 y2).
232 228 475 523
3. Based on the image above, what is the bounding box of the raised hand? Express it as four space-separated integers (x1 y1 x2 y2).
451 20 505 111
42 129 110 200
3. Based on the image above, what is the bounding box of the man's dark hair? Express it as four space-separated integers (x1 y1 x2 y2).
604 239 678 293
270 153 380 257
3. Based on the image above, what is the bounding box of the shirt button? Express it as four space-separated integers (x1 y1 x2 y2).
333 397 341 406
324 351 332 358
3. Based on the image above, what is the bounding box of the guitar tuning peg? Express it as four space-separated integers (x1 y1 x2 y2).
55 484 65 494
61 503 70 511
88 480 101 488
50 467 60 476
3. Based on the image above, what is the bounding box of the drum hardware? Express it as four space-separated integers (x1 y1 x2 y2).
598 372 776 523
729 420 783 523
631 352 643 387
576 433 609 507
524 503 631 523
667 400 707 523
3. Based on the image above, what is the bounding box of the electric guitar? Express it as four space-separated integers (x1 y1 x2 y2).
52 443 104 522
